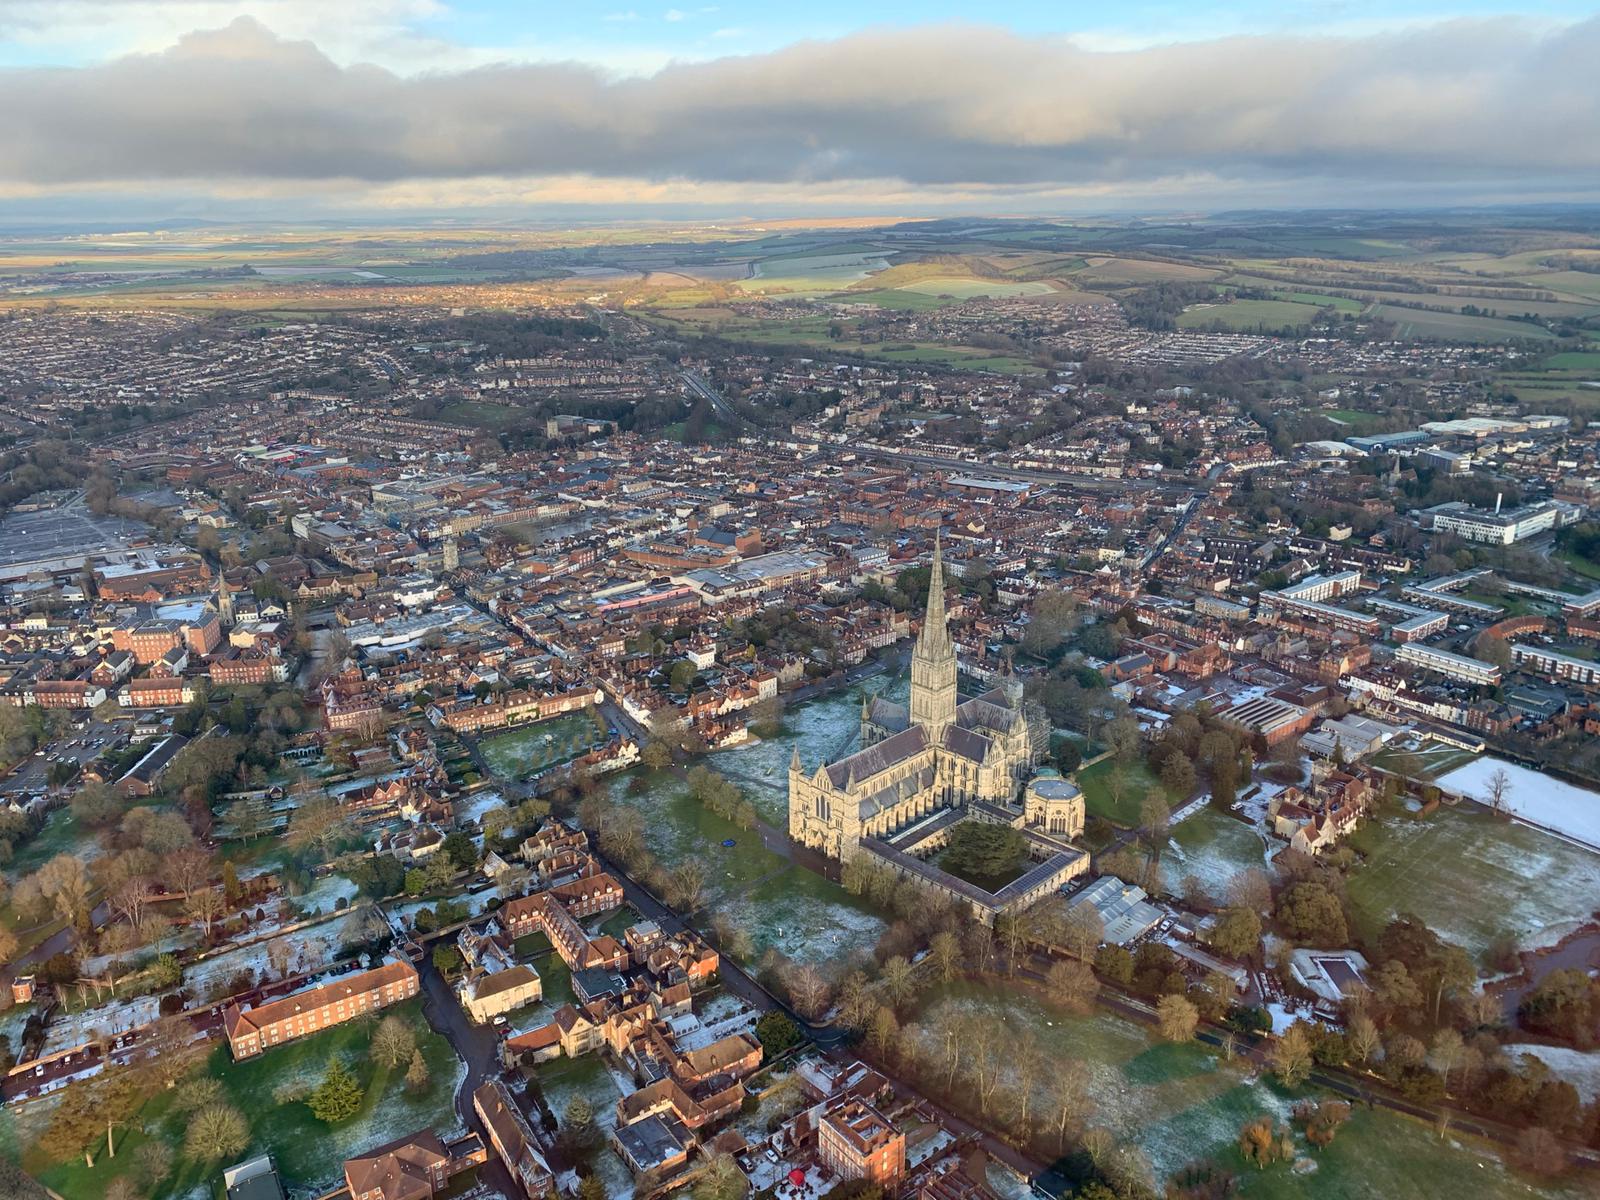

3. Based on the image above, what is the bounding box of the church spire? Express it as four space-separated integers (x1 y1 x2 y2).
790 745 802 774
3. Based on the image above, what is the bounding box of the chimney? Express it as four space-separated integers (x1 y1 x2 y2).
1495 493 1503 514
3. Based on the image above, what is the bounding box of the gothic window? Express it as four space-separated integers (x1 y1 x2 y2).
815 795 830 822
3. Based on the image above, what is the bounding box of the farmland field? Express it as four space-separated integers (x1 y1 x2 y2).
896 276 1056 299
1372 305 1557 342
1177 298 1322 331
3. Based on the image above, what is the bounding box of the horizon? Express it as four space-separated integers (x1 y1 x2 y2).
0 2 1596 221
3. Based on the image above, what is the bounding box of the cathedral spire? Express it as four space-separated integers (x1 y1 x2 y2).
923 531 948 648
790 745 802 774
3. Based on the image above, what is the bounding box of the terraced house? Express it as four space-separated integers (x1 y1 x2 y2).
222 958 420 1060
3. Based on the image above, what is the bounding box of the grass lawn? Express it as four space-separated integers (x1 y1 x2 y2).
437 400 535 432
478 713 604 780
913 981 1588 1198
606 768 885 975
1555 547 1600 583
1076 758 1166 827
29 999 464 1200
5 804 98 878
1164 809 1269 901
1345 804 1600 962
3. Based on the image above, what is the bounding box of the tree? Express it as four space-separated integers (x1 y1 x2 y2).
185 887 225 940
1060 904 1104 961
404 1048 430 1093
694 1153 749 1200
70 782 122 828
185 1103 250 1161
1208 907 1262 961
1514 1126 1567 1178
1348 1015 1381 1067
1046 958 1098 1014
929 930 962 982
1157 994 1200 1042
432 944 462 976
1483 766 1513 818
867 1005 900 1059
666 861 706 912
172 1076 225 1115
371 1015 416 1071
286 797 350 862
307 1056 364 1123
879 955 917 1010
35 853 94 930
1269 1024 1315 1087
562 1097 600 1152
1160 754 1196 799
1237 1117 1294 1169
1274 881 1348 946
134 1139 174 1188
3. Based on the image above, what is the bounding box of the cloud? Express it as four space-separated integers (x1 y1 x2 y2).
0 16 1596 207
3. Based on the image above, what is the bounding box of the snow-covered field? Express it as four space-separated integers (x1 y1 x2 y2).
1436 757 1600 850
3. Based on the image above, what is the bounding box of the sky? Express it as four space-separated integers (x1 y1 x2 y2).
0 0 1597 222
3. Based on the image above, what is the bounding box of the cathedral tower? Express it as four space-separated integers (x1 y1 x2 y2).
909 533 958 741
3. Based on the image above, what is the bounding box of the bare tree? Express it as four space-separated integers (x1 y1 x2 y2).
184 888 225 940
1484 767 1513 818
784 964 832 1022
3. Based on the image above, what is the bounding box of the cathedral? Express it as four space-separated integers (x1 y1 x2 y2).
788 537 1075 863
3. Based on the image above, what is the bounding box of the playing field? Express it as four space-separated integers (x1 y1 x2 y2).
1345 804 1600 960
1368 735 1480 779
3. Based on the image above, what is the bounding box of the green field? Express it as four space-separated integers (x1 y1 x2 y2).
25 999 463 1199
1177 298 1323 332
1345 805 1600 961
911 981 1579 1197
1373 305 1557 342
1541 351 1600 371
1076 757 1167 827
438 401 536 432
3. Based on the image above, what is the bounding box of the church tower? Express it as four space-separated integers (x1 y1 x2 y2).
216 573 235 628
909 533 958 741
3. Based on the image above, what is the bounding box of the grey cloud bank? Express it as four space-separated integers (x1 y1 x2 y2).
3 16 1598 204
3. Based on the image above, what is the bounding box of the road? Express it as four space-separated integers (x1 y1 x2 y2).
415 957 520 1197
